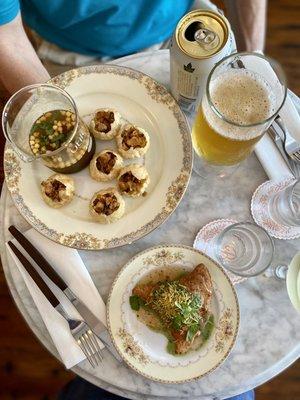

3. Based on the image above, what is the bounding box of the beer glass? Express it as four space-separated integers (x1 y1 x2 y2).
192 52 287 176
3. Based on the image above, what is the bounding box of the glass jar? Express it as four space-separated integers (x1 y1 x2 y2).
2 84 95 173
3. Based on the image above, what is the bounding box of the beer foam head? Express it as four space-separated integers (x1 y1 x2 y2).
203 69 276 140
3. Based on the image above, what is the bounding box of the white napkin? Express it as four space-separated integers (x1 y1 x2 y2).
239 52 300 180
255 133 293 180
255 90 300 180
6 229 106 369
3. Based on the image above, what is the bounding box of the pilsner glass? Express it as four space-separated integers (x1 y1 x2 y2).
192 52 287 176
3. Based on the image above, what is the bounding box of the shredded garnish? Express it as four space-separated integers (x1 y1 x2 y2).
146 281 203 340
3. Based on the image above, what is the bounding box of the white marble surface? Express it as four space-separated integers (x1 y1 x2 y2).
1 50 300 400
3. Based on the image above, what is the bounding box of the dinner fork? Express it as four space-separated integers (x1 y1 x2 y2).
268 124 300 178
275 115 300 163
7 241 102 368
55 304 103 367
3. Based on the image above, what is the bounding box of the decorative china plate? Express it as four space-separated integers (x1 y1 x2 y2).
107 245 240 383
4 65 192 250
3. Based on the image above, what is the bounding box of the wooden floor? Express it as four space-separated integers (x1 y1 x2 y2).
0 0 299 399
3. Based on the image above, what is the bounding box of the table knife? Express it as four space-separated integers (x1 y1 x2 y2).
8 225 122 363
7 240 103 367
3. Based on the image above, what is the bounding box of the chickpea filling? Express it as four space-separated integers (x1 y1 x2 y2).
96 152 117 174
93 193 120 216
94 111 115 133
42 179 66 202
29 110 76 156
121 127 147 150
118 172 145 194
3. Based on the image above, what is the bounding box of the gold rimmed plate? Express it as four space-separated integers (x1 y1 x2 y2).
107 245 240 383
4 65 192 250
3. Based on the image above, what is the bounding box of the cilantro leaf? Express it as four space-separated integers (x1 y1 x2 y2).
129 295 142 311
167 340 176 355
186 323 200 342
201 314 215 341
172 314 183 330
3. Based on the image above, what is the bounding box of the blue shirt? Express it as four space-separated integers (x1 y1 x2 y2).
0 0 193 57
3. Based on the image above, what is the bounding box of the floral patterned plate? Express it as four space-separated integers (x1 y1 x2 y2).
107 245 240 383
4 65 192 250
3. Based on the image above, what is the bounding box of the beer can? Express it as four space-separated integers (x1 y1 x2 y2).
170 10 235 115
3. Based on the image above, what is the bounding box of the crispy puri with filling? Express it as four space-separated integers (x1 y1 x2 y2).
121 126 147 150
89 150 123 182
95 110 115 133
41 174 74 208
90 108 121 140
117 164 149 197
89 188 125 223
96 151 116 174
116 124 150 158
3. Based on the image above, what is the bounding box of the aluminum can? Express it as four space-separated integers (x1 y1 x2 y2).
170 9 235 114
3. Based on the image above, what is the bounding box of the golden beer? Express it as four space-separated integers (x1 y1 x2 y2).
192 106 264 166
191 52 288 168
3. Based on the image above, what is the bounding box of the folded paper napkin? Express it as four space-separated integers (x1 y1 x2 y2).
255 89 300 180
6 229 106 369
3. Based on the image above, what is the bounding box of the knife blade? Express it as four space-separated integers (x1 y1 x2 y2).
65 288 123 363
9 225 122 363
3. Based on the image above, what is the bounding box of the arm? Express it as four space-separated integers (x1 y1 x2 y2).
224 0 267 52
0 13 50 94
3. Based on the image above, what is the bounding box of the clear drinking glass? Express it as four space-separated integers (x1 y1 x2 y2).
192 52 287 178
2 84 95 173
214 222 274 277
268 178 300 227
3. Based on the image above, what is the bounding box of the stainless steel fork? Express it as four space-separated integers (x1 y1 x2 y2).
7 240 103 368
57 304 103 367
269 123 300 178
275 115 300 163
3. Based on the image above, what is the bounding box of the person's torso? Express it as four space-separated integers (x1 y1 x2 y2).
21 0 193 56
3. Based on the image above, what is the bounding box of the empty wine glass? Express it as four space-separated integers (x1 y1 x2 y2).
213 221 274 277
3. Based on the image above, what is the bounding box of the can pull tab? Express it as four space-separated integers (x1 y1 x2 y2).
194 28 219 49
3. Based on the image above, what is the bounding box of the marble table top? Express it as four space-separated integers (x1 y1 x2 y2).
1 50 300 400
